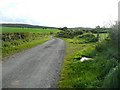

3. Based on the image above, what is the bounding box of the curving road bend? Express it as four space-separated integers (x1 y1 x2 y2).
2 38 65 88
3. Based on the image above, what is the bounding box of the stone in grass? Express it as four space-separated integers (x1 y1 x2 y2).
80 57 92 62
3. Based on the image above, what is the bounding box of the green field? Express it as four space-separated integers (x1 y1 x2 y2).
2 27 60 33
94 33 109 41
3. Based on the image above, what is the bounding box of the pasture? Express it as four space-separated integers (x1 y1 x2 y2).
2 27 60 33
94 33 109 41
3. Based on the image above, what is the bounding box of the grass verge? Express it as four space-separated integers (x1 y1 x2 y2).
58 38 118 88
58 39 97 88
2 37 51 59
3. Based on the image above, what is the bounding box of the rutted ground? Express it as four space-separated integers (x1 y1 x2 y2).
2 38 65 88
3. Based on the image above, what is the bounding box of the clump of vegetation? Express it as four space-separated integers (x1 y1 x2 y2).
91 26 110 34
67 33 98 44
102 64 120 88
2 32 41 41
74 33 98 43
56 28 84 38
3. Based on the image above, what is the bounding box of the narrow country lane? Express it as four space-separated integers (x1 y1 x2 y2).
2 38 65 88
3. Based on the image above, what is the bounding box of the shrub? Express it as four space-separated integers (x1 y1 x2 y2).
56 29 84 38
95 41 108 52
2 32 43 41
98 58 118 80
75 33 98 43
110 22 120 61
102 65 120 88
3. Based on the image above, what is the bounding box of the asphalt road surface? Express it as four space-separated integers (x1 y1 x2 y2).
2 38 65 88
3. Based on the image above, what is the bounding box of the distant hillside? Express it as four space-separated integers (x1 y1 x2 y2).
1 23 58 29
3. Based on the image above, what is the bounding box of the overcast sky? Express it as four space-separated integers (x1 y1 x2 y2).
0 0 119 28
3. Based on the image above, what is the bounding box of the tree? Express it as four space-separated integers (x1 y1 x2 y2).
63 27 68 31
96 26 100 41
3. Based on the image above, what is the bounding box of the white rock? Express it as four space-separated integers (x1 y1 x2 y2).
80 57 92 62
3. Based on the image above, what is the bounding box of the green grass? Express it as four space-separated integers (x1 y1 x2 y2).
59 39 98 88
2 27 60 33
2 36 51 58
59 36 118 88
94 33 109 42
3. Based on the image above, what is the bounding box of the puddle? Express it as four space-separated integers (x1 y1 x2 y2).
80 57 92 62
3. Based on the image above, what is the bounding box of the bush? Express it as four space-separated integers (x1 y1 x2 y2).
76 33 94 38
95 41 108 52
110 22 120 61
56 29 84 38
75 33 98 43
102 65 120 88
110 23 119 46
98 58 118 80
2 32 42 41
